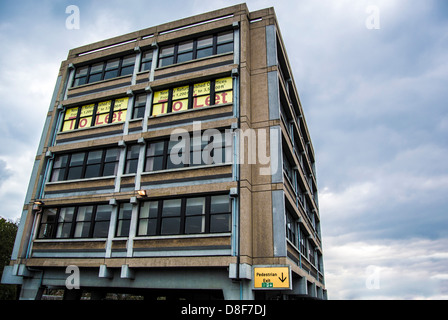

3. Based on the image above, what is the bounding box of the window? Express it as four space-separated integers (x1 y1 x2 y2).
158 45 175 68
93 205 112 238
152 77 233 116
72 54 136 87
50 147 120 182
216 31 234 54
74 205 94 238
176 41 194 63
116 203 133 237
140 50 153 72
37 205 113 239
210 195 231 233
286 211 297 246
161 199 182 235
137 194 231 236
61 97 129 132
38 208 57 239
144 131 231 172
125 144 140 174
196 36 213 59
132 93 147 119
138 201 158 236
185 197 206 234
157 31 233 68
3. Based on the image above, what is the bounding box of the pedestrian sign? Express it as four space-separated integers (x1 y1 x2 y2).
253 265 292 290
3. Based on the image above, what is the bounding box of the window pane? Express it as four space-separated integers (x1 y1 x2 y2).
67 166 83 180
41 208 57 223
217 42 233 54
217 31 233 44
90 62 104 73
105 148 120 162
196 47 213 59
56 223 72 238
161 217 180 235
106 58 120 70
140 201 158 219
93 221 109 238
162 199 181 216
210 214 231 233
103 162 118 176
104 70 119 80
135 94 147 107
160 45 175 57
176 52 193 63
51 168 66 182
76 66 88 76
197 36 213 48
122 55 136 66
96 205 112 221
159 56 174 68
141 61 152 72
128 145 140 159
186 197 205 215
178 41 193 53
84 164 101 178
54 155 68 168
74 76 87 86
125 159 138 174
185 216 205 234
88 73 102 83
138 219 157 236
77 206 94 221
70 152 85 166
59 207 75 222
147 141 165 156
120 65 134 76
87 150 103 164
142 51 153 61
117 220 131 237
74 222 91 238
210 195 230 213
146 155 164 171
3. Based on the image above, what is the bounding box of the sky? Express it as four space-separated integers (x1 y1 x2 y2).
0 0 447 300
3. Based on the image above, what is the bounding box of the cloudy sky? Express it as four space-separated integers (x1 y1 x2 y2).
1 0 447 299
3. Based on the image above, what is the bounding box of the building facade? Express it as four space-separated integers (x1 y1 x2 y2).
2 4 327 300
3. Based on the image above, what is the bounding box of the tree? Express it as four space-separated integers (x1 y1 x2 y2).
0 217 19 299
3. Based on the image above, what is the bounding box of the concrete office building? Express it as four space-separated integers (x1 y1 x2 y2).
2 4 327 300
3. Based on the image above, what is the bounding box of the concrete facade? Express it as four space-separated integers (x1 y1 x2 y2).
2 3 327 300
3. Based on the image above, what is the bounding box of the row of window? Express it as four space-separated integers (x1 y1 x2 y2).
62 97 128 132
37 194 231 239
50 131 232 182
72 31 233 87
286 211 317 265
158 31 233 67
62 77 233 132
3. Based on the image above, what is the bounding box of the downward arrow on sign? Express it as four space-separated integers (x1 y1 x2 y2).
278 272 287 283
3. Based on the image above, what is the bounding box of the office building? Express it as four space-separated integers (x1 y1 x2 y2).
2 3 327 300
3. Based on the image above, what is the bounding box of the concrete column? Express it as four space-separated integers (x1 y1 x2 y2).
19 277 44 300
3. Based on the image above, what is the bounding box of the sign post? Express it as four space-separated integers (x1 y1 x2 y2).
253 265 292 290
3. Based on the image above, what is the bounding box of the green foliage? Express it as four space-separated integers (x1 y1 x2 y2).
0 217 19 300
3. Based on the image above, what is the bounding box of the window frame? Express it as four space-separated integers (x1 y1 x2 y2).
50 147 120 182
144 131 230 172
124 144 141 174
61 97 129 132
72 54 136 87
136 194 231 237
157 30 234 68
37 204 113 239
151 77 233 117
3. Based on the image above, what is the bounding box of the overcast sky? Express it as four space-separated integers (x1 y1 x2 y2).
1 0 447 300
